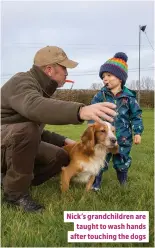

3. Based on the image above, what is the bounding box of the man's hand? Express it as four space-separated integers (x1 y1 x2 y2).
79 102 117 124
134 134 141 144
64 138 76 145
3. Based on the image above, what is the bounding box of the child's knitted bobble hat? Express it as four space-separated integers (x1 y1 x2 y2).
99 52 128 85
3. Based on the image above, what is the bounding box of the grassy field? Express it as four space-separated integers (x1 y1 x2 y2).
1 109 154 247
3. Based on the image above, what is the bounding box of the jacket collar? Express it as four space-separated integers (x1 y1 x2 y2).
101 86 136 98
29 65 58 97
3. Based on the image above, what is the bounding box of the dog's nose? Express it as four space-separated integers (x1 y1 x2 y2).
110 137 117 144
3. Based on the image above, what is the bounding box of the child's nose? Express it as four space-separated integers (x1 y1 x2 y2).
104 78 108 83
103 75 108 81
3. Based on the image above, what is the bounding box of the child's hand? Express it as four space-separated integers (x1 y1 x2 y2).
134 135 141 144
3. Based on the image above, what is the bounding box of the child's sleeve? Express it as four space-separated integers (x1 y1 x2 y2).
88 91 103 125
129 97 144 135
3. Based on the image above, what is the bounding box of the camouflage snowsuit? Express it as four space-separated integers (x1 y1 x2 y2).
88 86 144 172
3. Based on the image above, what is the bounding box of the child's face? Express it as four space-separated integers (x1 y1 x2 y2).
102 72 122 89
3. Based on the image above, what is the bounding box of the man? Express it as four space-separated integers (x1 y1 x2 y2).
1 46 117 212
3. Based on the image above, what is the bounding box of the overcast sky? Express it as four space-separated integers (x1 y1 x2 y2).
1 0 154 89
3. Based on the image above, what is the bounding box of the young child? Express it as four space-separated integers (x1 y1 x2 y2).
88 52 144 190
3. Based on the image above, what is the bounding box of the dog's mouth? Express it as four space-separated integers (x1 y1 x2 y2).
106 139 118 148
108 143 118 148
97 141 118 148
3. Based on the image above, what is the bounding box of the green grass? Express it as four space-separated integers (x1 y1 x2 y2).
1 109 154 247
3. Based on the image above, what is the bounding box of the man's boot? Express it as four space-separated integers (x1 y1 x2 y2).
3 193 45 212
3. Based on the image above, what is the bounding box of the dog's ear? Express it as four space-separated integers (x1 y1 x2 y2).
108 144 119 154
81 125 95 155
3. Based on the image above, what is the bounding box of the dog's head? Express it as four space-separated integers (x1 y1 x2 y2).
81 122 119 155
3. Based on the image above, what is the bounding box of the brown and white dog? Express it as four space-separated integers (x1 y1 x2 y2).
61 122 119 192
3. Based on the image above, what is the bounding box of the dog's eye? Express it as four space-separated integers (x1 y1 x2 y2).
100 130 105 133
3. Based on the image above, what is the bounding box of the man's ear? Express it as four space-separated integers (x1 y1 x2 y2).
81 125 95 155
108 144 119 154
43 66 51 77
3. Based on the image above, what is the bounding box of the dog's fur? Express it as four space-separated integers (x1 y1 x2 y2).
61 122 119 192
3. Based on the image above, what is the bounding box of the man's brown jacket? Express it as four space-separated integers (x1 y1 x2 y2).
1 65 84 146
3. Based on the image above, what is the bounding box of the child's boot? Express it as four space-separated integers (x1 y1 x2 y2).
92 159 109 191
116 169 128 185
92 169 104 191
